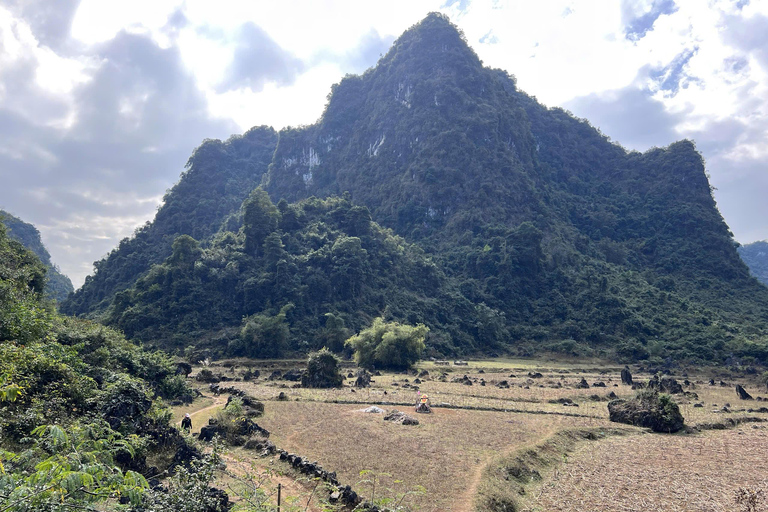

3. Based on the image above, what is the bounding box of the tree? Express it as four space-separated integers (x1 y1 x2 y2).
346 317 428 370
242 188 280 255
232 304 293 358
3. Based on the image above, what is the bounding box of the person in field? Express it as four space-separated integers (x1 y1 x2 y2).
181 413 192 432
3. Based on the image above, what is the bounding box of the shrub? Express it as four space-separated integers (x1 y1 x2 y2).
301 348 343 388
346 317 428 370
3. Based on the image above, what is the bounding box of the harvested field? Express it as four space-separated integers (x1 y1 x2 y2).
177 359 768 511
258 401 604 512
526 426 768 512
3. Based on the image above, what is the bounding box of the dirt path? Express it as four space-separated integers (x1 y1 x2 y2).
452 457 487 512
176 395 227 431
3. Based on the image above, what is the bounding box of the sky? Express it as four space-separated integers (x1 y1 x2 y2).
1 0 767 288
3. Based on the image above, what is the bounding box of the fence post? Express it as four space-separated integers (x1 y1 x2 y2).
277 482 281 512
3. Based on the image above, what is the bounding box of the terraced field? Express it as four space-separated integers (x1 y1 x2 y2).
175 359 768 511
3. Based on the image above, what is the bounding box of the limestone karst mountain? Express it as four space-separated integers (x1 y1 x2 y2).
63 13 768 363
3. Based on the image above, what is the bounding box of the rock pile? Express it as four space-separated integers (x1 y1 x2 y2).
278 451 361 507
383 410 419 425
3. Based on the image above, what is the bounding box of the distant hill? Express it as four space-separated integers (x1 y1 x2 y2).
63 14 768 365
1 210 74 302
738 241 768 286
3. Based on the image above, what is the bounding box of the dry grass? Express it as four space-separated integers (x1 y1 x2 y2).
525 426 768 512
176 359 768 511
255 401 604 512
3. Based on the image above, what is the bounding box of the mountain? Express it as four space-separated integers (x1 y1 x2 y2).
61 126 278 316
64 14 768 364
738 240 768 286
1 210 74 303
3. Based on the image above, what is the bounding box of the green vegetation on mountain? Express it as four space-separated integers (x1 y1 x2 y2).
1 210 74 303
63 13 768 365
738 240 768 287
108 192 479 357
0 222 197 511
61 126 278 316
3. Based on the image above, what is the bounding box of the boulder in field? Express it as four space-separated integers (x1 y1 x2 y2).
621 366 633 385
383 410 419 425
736 384 753 400
355 369 372 388
608 390 684 433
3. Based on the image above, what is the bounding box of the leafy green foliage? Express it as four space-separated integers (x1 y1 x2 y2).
347 317 428 370
108 195 473 356
0 222 198 511
233 304 293 358
0 423 148 511
302 348 343 388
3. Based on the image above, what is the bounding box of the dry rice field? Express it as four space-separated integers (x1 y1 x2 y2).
178 358 768 511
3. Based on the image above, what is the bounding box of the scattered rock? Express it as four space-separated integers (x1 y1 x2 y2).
418 370 430 378
244 437 276 456
195 369 221 384
268 370 282 381
621 366 633 385
608 391 618 399
276 392 288 401
226 394 264 418
361 406 385 413
454 360 468 366
576 378 589 389
242 369 259 381
647 375 683 394
528 372 543 378
496 380 510 389
693 403 704 408
283 368 304 381
736 384 754 400
592 381 606 388
383 410 419 425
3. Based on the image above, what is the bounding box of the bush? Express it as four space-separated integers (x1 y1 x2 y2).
230 304 293 358
301 348 343 388
346 317 428 370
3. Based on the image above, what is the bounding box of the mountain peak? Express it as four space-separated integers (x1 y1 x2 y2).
379 12 483 73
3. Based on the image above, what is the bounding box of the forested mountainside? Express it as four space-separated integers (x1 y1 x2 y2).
1 210 73 303
64 13 768 364
739 240 768 286
108 192 475 356
61 126 278 316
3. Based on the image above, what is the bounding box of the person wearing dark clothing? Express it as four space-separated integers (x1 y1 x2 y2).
181 413 192 432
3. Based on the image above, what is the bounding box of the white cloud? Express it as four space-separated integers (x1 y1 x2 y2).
3 0 768 289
